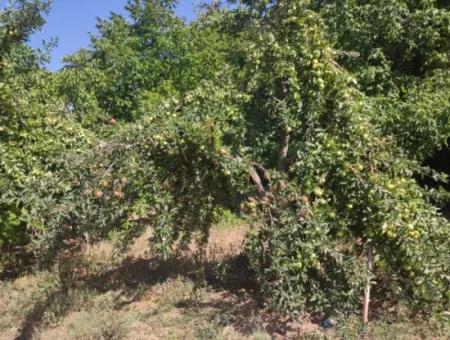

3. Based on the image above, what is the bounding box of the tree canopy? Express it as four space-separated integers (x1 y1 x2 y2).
1 0 449 317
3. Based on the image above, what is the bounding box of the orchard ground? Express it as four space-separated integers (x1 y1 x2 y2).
1 217 449 340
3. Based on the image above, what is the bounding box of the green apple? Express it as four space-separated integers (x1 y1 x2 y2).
220 147 228 156
314 187 324 197
387 231 396 240
248 201 257 209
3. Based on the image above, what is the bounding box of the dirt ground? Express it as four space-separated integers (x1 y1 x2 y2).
1 222 448 340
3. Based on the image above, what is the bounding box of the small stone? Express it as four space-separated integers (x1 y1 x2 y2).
322 317 336 329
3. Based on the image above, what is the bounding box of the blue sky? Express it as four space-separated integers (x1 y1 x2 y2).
20 1 208 70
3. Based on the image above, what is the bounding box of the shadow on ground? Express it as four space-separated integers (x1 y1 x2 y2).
13 251 287 340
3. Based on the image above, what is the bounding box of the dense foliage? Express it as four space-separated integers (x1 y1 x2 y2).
1 0 449 317
0 0 93 258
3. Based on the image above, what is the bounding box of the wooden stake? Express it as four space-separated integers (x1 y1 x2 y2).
363 245 374 324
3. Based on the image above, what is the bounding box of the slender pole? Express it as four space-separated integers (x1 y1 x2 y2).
363 245 374 324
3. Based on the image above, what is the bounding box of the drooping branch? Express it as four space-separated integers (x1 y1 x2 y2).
277 131 290 172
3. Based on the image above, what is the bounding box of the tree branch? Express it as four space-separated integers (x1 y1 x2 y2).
253 163 270 184
249 167 267 199
277 132 290 172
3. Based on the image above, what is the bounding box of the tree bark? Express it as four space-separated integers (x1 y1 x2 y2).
277 132 290 172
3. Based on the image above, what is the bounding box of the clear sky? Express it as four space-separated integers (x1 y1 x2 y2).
21 0 209 70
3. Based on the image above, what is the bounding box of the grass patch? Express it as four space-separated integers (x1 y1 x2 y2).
154 277 195 312
214 209 249 231
66 310 130 340
1 223 449 340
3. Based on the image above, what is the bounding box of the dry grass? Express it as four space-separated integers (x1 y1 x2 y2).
0 221 269 340
1 219 449 340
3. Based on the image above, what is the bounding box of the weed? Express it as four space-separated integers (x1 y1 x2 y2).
154 277 194 312
250 330 272 340
194 324 220 340
66 310 130 340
